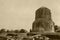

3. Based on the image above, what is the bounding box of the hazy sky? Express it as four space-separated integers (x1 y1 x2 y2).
0 0 60 31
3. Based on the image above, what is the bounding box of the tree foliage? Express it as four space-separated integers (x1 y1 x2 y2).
19 29 27 33
0 29 5 33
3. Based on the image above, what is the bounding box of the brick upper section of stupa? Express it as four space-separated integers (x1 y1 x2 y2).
35 7 51 20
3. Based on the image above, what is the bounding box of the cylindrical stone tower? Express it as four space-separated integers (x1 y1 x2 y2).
32 7 54 33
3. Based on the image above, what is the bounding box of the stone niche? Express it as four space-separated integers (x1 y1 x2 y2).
32 7 54 33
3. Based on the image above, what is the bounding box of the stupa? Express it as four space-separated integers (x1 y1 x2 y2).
32 7 55 33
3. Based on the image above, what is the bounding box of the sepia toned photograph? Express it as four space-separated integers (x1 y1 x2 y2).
0 0 60 40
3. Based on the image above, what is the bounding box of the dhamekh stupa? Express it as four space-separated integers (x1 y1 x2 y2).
32 7 55 33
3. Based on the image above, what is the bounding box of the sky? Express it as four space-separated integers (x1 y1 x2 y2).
0 0 60 31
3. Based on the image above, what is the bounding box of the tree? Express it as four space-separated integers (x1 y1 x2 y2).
14 30 19 33
19 29 27 33
6 29 10 33
30 29 32 32
54 25 58 32
0 29 5 33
